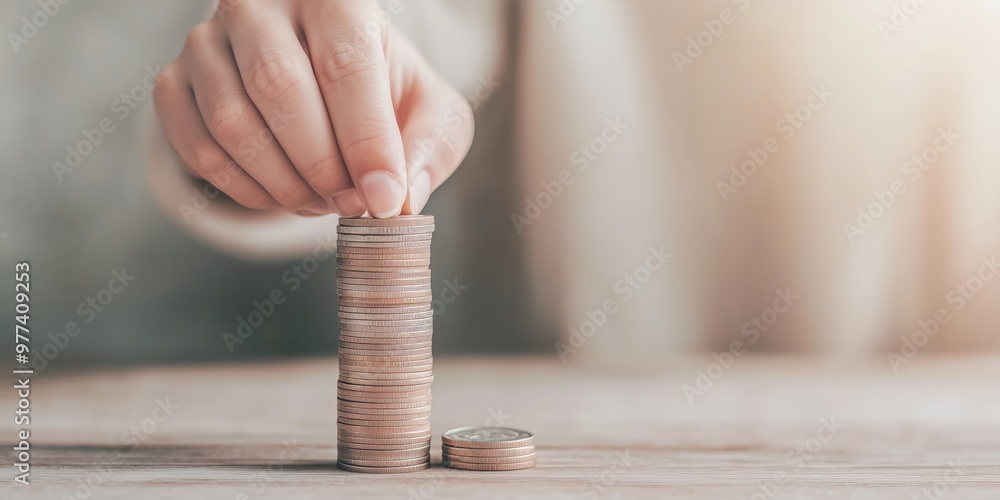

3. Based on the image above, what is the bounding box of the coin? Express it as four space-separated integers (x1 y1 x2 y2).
442 452 537 465
337 233 432 242
338 424 431 436
442 458 536 471
339 215 434 227
338 225 435 236
338 381 433 393
336 461 430 474
337 370 434 380
441 427 535 449
337 269 431 279
338 407 431 418
337 447 431 459
338 304 431 314
338 353 433 363
442 444 536 458
339 376 433 387
338 416 431 427
337 258 432 267
338 310 434 321
337 433 432 445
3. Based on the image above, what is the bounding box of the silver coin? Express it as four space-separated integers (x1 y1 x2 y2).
442 427 535 449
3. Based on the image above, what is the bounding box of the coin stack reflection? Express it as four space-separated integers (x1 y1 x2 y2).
336 215 434 473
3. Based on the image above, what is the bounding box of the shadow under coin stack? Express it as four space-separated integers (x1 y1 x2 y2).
336 215 435 473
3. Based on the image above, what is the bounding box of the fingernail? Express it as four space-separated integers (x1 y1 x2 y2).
333 189 366 217
359 171 404 218
409 170 431 214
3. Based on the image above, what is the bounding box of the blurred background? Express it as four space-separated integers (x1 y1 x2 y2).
2 0 999 372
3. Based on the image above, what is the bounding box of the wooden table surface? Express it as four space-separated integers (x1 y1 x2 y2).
5 356 1000 499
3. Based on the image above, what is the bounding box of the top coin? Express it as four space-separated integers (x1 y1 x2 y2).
338 225 435 235
340 216 434 227
441 427 535 449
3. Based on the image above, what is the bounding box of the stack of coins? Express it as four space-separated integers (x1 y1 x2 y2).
336 215 435 474
442 427 537 471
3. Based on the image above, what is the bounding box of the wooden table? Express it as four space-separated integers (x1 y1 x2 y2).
5 356 1000 499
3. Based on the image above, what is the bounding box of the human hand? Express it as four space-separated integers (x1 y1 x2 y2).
154 0 474 217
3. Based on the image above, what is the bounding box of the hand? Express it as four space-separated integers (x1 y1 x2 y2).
154 0 474 217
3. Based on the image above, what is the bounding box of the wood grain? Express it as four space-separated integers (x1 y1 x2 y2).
3 356 1000 499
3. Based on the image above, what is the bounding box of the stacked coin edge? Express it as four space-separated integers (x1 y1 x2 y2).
336 215 435 474
441 427 537 471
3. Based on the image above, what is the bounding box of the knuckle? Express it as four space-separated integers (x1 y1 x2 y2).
298 156 348 196
206 95 252 141
248 51 311 104
318 34 381 89
191 143 231 177
183 22 216 54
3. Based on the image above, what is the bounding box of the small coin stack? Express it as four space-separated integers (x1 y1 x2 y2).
336 215 435 474
442 427 537 471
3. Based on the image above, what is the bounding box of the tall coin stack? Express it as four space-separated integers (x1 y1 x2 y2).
336 215 435 473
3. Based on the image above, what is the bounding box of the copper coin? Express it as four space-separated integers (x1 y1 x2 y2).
338 370 434 380
337 224 435 235
338 408 432 418
337 253 431 262
339 417 431 428
337 447 430 460
442 445 536 458
337 284 432 293
442 453 537 465
338 310 434 320
337 257 431 272
339 296 432 306
337 269 431 279
338 398 432 410
337 233 432 242
337 393 432 405
339 376 434 387
339 339 432 349
338 290 433 299
442 458 536 471
338 433 432 445
338 456 430 468
339 216 434 227
339 353 433 363
335 244 432 254
339 325 433 334
442 427 535 449
336 461 430 473
339 319 433 329
338 424 430 436
338 381 433 393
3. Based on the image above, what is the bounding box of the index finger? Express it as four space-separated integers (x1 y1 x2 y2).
301 1 406 219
